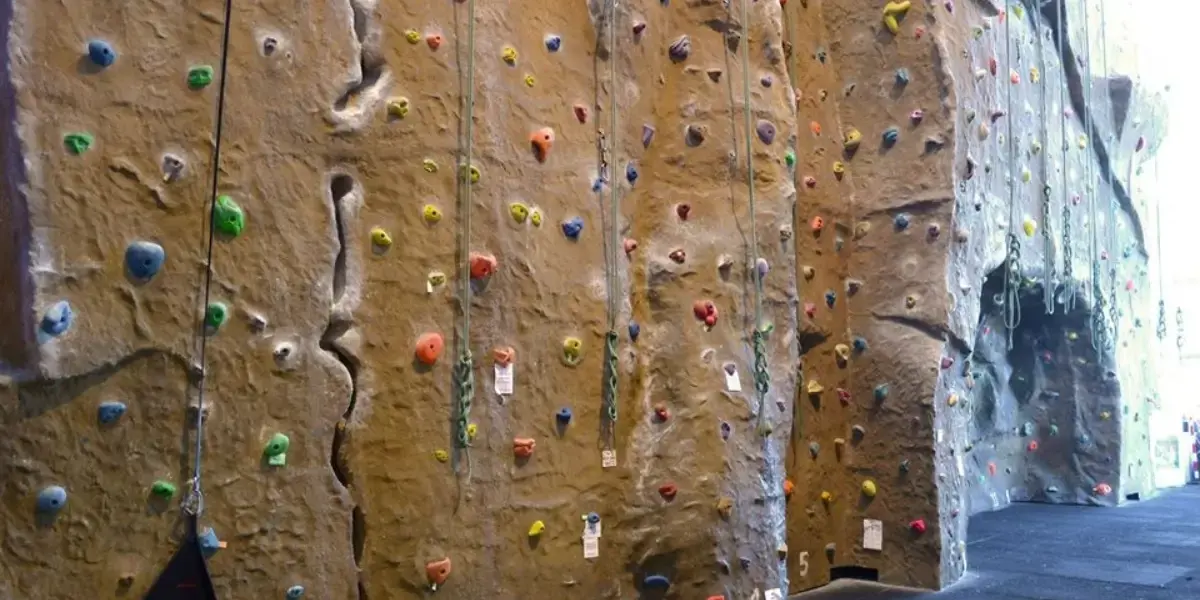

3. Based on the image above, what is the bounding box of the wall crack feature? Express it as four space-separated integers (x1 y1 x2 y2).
330 0 390 133
871 311 971 355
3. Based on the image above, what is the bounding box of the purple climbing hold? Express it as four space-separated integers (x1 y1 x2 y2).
642 124 656 148
756 120 776 145
668 35 691 62
761 74 774 87
755 258 769 280
720 421 731 440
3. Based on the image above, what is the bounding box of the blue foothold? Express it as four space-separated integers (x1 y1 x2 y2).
628 321 641 342
874 384 890 401
824 290 837 308
561 216 584 240
544 35 562 52
87 40 116 67
41 300 74 337
286 585 306 599
625 162 638 185
556 407 573 424
97 401 127 424
894 213 911 230
125 240 166 281
586 511 600 524
643 575 671 589
853 336 868 352
882 126 900 146
36 485 67 514
591 178 603 192
198 528 222 556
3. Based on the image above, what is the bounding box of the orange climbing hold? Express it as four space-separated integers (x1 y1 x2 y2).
804 176 817 188
493 346 515 366
810 216 825 232
425 557 452 588
530 127 555 163
426 33 443 50
658 482 678 500
415 332 445 365
783 479 795 498
469 252 498 280
1094 482 1112 496
809 121 822 136
513 437 536 458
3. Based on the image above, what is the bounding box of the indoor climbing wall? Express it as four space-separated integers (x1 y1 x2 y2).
1 0 802 598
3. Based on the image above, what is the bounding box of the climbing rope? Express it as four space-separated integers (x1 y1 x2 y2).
1001 0 1022 350
1155 158 1168 343
452 0 478 473
1177 307 1186 354
1055 0 1076 313
1080 0 1109 356
735 0 770 434
600 0 621 451
181 0 235 520
1099 0 1120 345
1034 7 1056 315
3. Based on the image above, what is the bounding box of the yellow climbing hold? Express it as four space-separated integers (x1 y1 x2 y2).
1021 167 1032 183
528 520 545 537
1030 66 1040 83
509 202 530 224
861 480 877 497
422 204 443 224
502 46 518 65
947 393 959 407
466 423 478 440
1012 4 1025 19
1068 331 1079 341
1031 140 1043 154
405 29 421 44
1023 217 1037 237
1100 411 1111 420
423 159 438 173
370 227 393 248
460 164 481 184
834 343 850 362
530 208 543 227
427 271 447 292
843 128 863 151
524 74 536 87
854 221 872 239
832 161 845 176
1078 134 1088 149
387 97 410 119
434 449 449 462
562 337 583 366
820 490 833 504
882 1 911 35
806 380 824 394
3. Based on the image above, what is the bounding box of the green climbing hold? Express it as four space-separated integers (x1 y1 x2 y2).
63 133 94 155
214 195 245 237
187 65 214 89
264 432 290 466
150 480 177 499
785 150 796 167
205 302 228 330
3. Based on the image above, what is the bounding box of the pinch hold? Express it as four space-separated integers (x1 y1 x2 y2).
530 127 555 162
513 437 536 458
425 557 452 589
882 1 912 34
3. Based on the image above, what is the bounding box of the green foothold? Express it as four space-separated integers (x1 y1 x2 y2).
785 150 796 167
63 133 94 155
264 432 290 466
1049 424 1059 436
151 480 177 499
205 302 228 330
187 65 214 89
214 195 245 237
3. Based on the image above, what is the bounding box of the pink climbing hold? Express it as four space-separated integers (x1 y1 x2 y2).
910 519 927 534
940 356 954 369
623 238 638 254
910 109 924 124
574 104 589 123
804 176 817 188
988 57 997 76
836 388 851 405
1126 280 1134 291
803 302 816 318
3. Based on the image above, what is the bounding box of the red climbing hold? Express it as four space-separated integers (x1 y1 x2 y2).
654 405 670 422
530 128 555 163
676 203 691 220
426 557 452 587
988 57 997 76
804 176 817 188
415 332 445 366
693 300 718 326
1027 440 1039 452
914 26 926 38
658 483 678 500
909 519 927 534
493 346 515 366
783 479 795 498
836 388 851 405
469 252 498 279
426 34 443 50
513 438 536 458
803 302 816 319
574 104 588 123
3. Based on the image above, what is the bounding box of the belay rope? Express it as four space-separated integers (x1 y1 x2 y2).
1055 0 1076 312
1080 0 1110 356
1033 6 1056 316
599 0 621 452
452 0 479 475
1154 158 1168 343
1001 0 1022 350
1100 0 1120 345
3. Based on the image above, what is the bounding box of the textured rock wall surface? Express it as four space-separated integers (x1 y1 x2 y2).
0 0 803 598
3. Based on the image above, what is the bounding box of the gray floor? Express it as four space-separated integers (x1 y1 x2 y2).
794 485 1200 600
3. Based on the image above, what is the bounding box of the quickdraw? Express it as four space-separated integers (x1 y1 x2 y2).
1033 7 1056 315
599 0 622 452
452 0 479 475
1055 0 1076 312
1001 0 1022 350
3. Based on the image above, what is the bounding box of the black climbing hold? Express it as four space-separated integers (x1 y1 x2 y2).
895 68 910 85
628 321 641 342
125 240 166 281
642 124 655 148
41 300 73 337
643 575 671 589
98 401 127 425
685 124 705 147
739 557 751 570
626 162 638 184
36 485 67 514
894 213 911 230
87 40 116 67
720 421 731 440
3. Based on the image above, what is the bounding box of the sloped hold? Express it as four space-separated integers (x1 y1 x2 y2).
530 127 554 162
97 401 127 424
756 120 776 144
469 252 498 279
882 1 911 34
36 485 67 514
668 35 691 62
213 195 245 237
513 437 536 458
125 240 166 281
415 332 445 365
87 39 116 67
426 557 452 590
41 300 74 337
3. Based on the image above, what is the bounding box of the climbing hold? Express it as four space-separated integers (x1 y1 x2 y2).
761 74 774 87
405 29 421 44
852 336 868 353
927 223 941 239
198 527 223 556
562 337 583 366
882 126 899 146
626 162 639 184
1078 134 1088 149
810 216 825 232
529 127 554 162
370 227 393 249
803 176 817 188
1009 69 1020 85
426 558 452 590
544 34 562 52
832 162 845 179
150 480 177 499
468 252 498 280
658 483 678 500
755 258 769 280
874 384 889 402
893 213 911 230
668 35 691 62
882 1 911 34
263 432 290 466
124 240 166 281
97 401 127 424
460 164 481 184
427 271 447 290
523 74 537 87
851 424 867 440
492 346 515 367
1022 217 1036 237
685 124 706 147
692 299 718 327
783 479 795 498
824 290 836 307
861 480 877 497
286 586 305 599
561 216 584 240
640 125 656 150
1027 440 1039 452
894 68 910 85
509 202 530 224
899 459 911 474
387 97 410 119
214 195 245 237
187 65 214 89
820 490 833 504
801 266 815 281
556 407 573 425
940 356 954 369
947 394 958 407
653 405 670 422
806 380 824 395
716 497 734 519
87 40 117 67
204 302 228 330
909 519 927 534
668 249 686 263
415 332 445 365
421 159 438 173
1030 66 1040 83
628 321 641 342
786 150 796 167
421 204 445 224
426 33 443 50
843 128 862 152
529 208 543 227
433 449 449 462
36 486 68 514
513 438 536 458
644 575 671 589
720 421 731 440
676 203 691 220
63 132 94 155
834 343 850 366
808 441 820 458
905 295 917 308
502 46 518 65
1094 483 1112 496
755 120 776 145
527 520 546 537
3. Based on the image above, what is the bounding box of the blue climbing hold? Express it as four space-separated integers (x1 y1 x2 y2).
628 321 641 342
894 213 911 230
586 512 601 524
36 485 67 514
852 336 868 352
874 384 890 402
643 575 671 589
895 68 910 85
626 162 638 184
125 240 166 281
562 216 584 240
198 527 222 556
720 421 731 440
591 178 604 192
97 401 127 425
41 300 73 337
87 40 116 67
824 290 837 307
286 585 306 599
739 557 751 569
882 126 900 146
544 35 562 52
556 407 573 424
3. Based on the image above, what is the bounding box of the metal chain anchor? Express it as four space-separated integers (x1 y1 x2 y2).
1157 300 1168 341
1178 308 1186 352
1042 183 1057 313
1004 232 1023 350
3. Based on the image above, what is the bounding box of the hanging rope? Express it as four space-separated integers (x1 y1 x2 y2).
1099 0 1120 345
1056 0 1076 313
181 0 235 520
599 0 622 452
1177 307 1186 354
1080 0 1109 356
1155 158 1168 342
1001 0 1022 350
452 0 478 474
735 0 770 435
1034 7 1056 315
